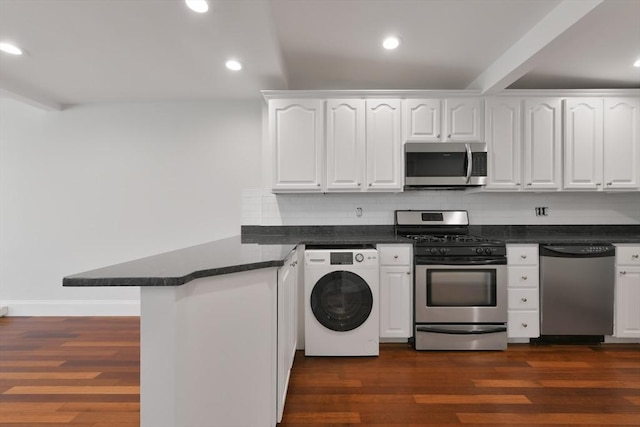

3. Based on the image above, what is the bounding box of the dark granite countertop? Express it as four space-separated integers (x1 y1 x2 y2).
63 236 296 287
468 225 640 244
63 224 640 287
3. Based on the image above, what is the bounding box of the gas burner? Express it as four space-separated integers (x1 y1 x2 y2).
395 210 506 257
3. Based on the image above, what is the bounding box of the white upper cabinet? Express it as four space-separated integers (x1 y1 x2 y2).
365 99 403 191
446 98 484 142
270 99 324 192
603 98 640 190
402 99 442 142
326 99 366 191
564 98 604 190
523 98 562 190
485 97 561 192
564 97 640 191
485 97 521 190
402 98 483 142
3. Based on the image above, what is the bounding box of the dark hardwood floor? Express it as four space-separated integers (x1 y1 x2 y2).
1 317 639 426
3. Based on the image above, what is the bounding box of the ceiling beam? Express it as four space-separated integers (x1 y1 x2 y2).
466 0 604 95
0 79 62 111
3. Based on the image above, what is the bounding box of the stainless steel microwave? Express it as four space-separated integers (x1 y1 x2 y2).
404 142 488 189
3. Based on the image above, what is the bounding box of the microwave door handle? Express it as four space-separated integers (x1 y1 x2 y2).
465 143 472 183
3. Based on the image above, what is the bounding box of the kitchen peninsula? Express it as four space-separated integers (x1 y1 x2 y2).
63 226 640 427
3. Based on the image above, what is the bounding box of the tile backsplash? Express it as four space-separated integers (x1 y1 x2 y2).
242 189 640 226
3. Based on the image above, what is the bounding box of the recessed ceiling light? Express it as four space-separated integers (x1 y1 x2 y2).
225 59 242 71
382 36 401 50
634 59 640 68
0 42 23 55
185 0 208 13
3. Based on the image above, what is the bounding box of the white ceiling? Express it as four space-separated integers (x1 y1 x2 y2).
0 0 638 110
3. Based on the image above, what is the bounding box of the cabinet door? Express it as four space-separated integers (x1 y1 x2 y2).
326 99 365 191
508 311 540 338
604 98 640 190
523 98 562 190
270 99 323 192
366 99 402 191
402 99 442 142
485 97 521 190
615 267 640 338
277 253 297 422
444 98 483 142
563 98 604 190
379 266 412 339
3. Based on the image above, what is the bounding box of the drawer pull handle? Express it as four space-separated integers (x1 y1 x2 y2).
521 276 528 280
406 272 411 275
394 255 399 259
522 323 528 328
520 255 527 259
521 298 528 303
620 271 627 275
632 254 639 259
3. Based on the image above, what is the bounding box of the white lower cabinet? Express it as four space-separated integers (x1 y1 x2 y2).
614 244 640 338
378 244 413 339
506 244 540 339
277 250 298 422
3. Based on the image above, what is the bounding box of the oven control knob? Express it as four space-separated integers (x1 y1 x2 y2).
439 248 447 255
430 248 438 255
355 253 364 263
476 248 484 254
485 248 492 255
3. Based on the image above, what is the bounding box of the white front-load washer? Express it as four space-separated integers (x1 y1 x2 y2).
304 247 379 356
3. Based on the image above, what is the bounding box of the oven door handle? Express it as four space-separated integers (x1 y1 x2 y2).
417 326 507 335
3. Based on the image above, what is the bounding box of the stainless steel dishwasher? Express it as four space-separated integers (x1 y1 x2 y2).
539 244 615 340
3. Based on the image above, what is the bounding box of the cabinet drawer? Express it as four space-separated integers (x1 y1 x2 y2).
508 311 540 338
507 245 539 266
508 289 539 310
616 245 640 266
508 266 539 288
378 245 411 266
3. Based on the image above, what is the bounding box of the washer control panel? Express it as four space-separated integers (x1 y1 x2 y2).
305 249 378 267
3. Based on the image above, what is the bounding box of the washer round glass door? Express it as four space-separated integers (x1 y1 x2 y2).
310 271 373 332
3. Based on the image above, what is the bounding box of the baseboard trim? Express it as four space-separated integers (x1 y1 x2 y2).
0 300 140 316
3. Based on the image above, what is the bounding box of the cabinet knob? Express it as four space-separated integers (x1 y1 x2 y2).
521 276 528 280
406 272 411 275
521 297 528 303
607 182 612 186
368 183 372 187
317 183 321 187
632 254 639 259
437 134 441 139
357 183 361 187
527 183 532 186
620 271 627 275
447 134 451 139
520 255 527 259
596 183 601 186
394 255 399 259
516 183 521 186
522 323 528 328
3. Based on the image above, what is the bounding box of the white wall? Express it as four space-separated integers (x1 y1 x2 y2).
0 99 263 315
242 190 640 226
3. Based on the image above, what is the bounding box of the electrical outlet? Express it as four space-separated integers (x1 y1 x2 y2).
356 207 363 217
535 207 549 216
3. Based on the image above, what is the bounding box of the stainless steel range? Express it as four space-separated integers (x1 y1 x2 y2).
395 210 508 351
